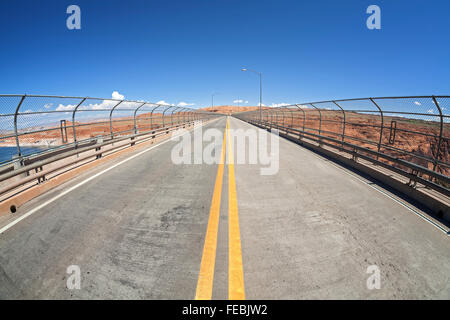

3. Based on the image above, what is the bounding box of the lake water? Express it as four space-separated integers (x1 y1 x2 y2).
0 146 46 163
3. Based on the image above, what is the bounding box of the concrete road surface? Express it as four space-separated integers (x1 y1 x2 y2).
0 116 449 299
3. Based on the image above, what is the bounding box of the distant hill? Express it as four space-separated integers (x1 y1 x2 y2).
200 105 262 115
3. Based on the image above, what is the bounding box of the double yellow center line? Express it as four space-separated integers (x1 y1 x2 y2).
195 117 245 300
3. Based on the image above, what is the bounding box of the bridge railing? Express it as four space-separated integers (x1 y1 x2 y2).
234 96 449 195
0 94 214 166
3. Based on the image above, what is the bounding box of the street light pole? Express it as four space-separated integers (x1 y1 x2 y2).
241 68 262 122
211 93 218 109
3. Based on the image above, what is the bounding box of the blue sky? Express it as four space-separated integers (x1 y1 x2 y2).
0 0 449 108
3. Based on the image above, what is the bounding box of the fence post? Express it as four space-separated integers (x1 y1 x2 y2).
171 107 180 127
294 104 306 140
162 105 173 128
310 103 322 145
179 108 185 125
310 103 322 136
369 98 384 158
431 96 444 176
150 105 160 130
133 102 147 134
280 108 286 128
289 107 294 128
13 95 26 158
333 101 346 145
270 109 274 129
72 97 87 147
109 100 124 139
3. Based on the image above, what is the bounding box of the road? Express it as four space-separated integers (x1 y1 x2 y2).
0 116 449 299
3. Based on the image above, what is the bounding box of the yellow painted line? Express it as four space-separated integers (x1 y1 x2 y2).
195 119 228 300
226 117 246 300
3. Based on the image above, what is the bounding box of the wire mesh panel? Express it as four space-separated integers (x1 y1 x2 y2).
311 101 345 146
335 99 382 153
0 96 25 164
0 95 205 166
370 97 440 175
135 103 157 132
434 97 450 180
291 105 307 132
73 98 115 143
150 105 168 129
303 104 321 134
16 96 86 157
110 101 142 137
234 95 449 189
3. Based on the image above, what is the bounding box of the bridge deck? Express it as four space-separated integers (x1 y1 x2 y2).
0 117 448 299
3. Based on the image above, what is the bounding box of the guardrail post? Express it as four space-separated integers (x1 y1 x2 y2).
95 136 103 159
431 96 444 177
60 120 68 143
12 154 28 178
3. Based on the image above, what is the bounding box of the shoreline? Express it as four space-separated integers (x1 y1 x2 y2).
0 143 52 148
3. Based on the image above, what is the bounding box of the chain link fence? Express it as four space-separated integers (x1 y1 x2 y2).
0 94 211 166
236 96 449 192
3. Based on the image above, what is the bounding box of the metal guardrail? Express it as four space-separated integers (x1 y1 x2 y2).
233 96 449 195
0 121 204 197
0 94 216 166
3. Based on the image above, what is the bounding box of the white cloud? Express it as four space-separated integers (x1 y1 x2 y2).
56 104 77 111
112 91 124 100
245 101 248 104
56 91 128 111
270 103 290 108
414 101 421 106
233 99 243 104
156 100 170 106
44 103 53 109
427 109 434 114
53 92 193 114
177 101 195 107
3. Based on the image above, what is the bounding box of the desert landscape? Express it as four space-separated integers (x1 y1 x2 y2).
0 112 188 148
0 106 448 180
209 105 448 179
